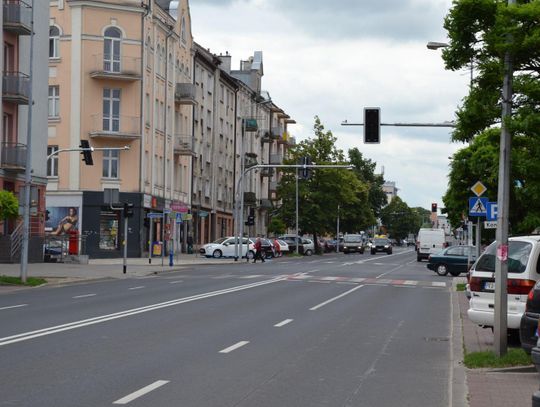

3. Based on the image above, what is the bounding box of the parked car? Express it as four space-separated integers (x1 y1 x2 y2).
342 234 365 254
520 280 540 354
302 238 314 256
275 239 289 256
199 237 254 259
278 235 304 254
417 228 446 261
468 235 540 332
325 239 337 253
371 237 392 255
427 245 476 277
251 237 275 258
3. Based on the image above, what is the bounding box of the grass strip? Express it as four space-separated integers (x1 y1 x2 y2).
464 348 532 369
456 283 466 292
0 275 47 287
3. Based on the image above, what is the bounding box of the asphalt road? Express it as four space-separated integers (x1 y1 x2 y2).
0 247 455 407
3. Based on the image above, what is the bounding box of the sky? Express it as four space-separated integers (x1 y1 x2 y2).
189 0 471 210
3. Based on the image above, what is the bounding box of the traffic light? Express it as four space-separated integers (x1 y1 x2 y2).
431 202 438 213
246 215 255 226
364 107 380 144
123 202 134 218
80 140 94 166
301 156 312 179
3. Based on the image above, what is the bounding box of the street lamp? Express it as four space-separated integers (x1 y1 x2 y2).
426 41 473 88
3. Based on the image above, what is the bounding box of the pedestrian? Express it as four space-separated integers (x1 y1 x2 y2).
253 237 265 263
273 237 281 257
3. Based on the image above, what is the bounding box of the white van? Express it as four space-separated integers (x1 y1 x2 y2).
468 236 540 330
417 228 446 262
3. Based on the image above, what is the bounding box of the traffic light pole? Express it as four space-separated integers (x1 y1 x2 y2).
123 215 128 274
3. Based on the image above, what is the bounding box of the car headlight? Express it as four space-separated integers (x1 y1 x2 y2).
343 246 348 249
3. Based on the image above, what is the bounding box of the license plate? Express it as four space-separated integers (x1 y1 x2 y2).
484 281 495 290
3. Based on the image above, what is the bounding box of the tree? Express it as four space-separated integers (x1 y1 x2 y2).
380 196 419 239
442 0 540 233
267 217 286 236
276 117 372 251
0 190 19 222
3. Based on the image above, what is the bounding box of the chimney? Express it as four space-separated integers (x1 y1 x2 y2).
218 51 231 74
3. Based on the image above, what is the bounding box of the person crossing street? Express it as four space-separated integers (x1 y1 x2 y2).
253 237 265 263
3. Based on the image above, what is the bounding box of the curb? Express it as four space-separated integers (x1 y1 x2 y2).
451 279 469 407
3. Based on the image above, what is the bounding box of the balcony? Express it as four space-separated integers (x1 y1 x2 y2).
174 134 195 156
243 192 256 205
270 153 283 165
89 54 142 81
269 181 278 192
259 199 273 209
2 72 30 104
1 142 26 171
261 131 273 144
175 83 196 105
3 0 32 35
271 127 283 140
260 168 274 177
89 114 141 140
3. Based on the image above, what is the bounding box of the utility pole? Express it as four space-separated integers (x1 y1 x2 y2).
295 167 299 255
336 204 340 253
494 0 515 357
19 0 35 283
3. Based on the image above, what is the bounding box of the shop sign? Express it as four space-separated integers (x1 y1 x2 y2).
183 213 193 221
199 211 209 218
151 197 158 209
143 194 152 209
171 201 188 213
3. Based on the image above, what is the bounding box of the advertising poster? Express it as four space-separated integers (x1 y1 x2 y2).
45 206 79 235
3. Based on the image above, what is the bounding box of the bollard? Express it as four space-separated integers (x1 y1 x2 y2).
169 250 173 267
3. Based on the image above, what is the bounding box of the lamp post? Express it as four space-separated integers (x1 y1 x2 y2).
427 41 473 88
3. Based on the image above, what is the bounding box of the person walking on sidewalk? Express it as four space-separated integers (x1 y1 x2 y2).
273 237 281 257
253 237 265 263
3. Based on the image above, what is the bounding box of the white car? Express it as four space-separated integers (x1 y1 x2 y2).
275 239 289 256
302 238 314 256
199 237 254 259
468 235 540 330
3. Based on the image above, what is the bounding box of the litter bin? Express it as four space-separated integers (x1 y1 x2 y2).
68 230 79 255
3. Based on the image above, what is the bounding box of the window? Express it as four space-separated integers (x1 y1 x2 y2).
104 27 121 72
47 146 59 177
49 26 60 59
102 149 119 179
103 88 120 132
99 210 120 250
48 86 60 118
181 16 187 44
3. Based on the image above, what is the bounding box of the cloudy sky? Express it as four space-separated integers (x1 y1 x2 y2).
189 0 471 210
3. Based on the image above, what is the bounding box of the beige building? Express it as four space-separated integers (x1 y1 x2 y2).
47 0 194 258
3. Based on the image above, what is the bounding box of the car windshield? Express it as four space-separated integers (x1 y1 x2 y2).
213 238 227 244
344 235 362 243
474 241 532 274
374 238 389 245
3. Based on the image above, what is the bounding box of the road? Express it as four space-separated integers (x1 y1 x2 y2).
0 247 456 407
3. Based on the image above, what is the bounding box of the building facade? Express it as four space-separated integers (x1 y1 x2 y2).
47 0 194 258
1 0 49 262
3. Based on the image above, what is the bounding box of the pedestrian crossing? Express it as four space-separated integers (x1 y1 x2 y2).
283 274 449 288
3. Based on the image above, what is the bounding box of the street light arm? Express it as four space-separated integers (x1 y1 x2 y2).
47 146 130 161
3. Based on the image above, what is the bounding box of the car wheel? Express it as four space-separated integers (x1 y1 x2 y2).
436 264 448 276
417 256 422 262
387 250 392 255
305 249 313 256
450 270 461 277
246 250 255 260
212 249 222 258
371 250 375 255
360 249 365 254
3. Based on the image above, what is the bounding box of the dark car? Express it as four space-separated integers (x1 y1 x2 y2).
251 237 275 258
343 234 365 254
370 238 392 255
520 280 540 354
427 245 476 277
325 239 337 253
278 235 304 255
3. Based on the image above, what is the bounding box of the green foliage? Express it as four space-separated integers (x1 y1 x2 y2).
380 197 420 239
442 0 540 233
0 275 47 287
267 217 286 236
464 348 531 369
0 190 19 221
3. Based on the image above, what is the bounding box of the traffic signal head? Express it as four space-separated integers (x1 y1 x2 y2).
246 215 255 226
80 140 94 166
364 108 380 144
431 202 438 213
123 202 134 218
301 156 312 179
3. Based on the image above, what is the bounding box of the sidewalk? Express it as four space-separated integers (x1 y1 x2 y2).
0 254 239 288
454 277 539 406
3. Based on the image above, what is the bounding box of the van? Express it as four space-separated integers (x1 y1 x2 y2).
468 236 540 331
417 228 446 262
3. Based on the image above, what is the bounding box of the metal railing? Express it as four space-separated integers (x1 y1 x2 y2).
270 154 283 165
3 0 32 35
271 127 283 139
43 233 87 263
173 134 194 154
175 83 196 104
90 114 141 137
90 54 142 77
2 72 30 102
9 221 23 262
1 142 27 169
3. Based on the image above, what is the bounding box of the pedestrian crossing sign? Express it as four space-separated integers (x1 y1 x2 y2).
469 197 489 217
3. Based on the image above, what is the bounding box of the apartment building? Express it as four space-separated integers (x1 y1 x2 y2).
382 181 398 204
47 0 194 258
1 0 49 262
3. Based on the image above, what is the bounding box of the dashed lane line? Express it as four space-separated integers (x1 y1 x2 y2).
0 304 28 311
72 294 97 299
274 319 293 327
219 341 250 354
113 380 169 405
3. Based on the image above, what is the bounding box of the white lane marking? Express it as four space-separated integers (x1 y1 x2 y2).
168 280 183 284
0 277 284 347
424 286 445 290
337 282 359 286
274 319 293 327
310 285 364 311
432 282 447 287
72 294 96 299
393 285 415 289
113 380 169 405
219 341 249 354
306 269 320 273
240 275 263 279
0 304 28 311
350 278 366 283
128 286 145 290
376 263 404 279
308 280 331 284
321 277 339 281
403 280 418 285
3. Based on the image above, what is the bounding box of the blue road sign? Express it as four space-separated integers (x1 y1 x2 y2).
486 202 498 221
147 212 164 219
175 212 183 224
469 197 489 217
